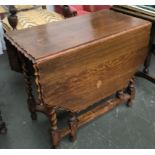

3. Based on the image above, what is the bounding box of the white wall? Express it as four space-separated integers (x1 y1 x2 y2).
46 5 54 12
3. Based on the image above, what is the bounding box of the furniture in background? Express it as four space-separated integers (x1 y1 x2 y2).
54 5 111 17
2 5 64 72
2 5 73 73
0 111 7 134
0 6 8 19
0 22 6 55
5 10 151 148
55 5 89 17
112 5 155 84
2 5 64 32
0 5 43 19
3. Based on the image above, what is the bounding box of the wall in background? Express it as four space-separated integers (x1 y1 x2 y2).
46 5 54 11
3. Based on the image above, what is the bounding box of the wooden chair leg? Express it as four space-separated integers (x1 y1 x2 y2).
22 60 37 120
49 108 60 149
0 111 7 134
8 5 18 30
126 77 135 107
69 112 78 142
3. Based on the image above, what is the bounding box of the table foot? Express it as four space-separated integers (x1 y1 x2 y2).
0 112 7 134
28 98 37 120
0 123 7 134
126 77 135 107
30 113 37 121
49 108 60 149
22 58 38 121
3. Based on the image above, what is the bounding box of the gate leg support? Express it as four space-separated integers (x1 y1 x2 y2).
69 112 78 142
22 60 37 120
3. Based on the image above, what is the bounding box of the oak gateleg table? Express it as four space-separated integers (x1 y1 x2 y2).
4 10 151 148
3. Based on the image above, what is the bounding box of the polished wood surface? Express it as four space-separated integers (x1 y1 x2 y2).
5 10 151 148
37 24 150 112
111 6 155 84
5 10 150 62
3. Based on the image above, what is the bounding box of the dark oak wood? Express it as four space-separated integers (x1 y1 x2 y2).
36 26 149 112
4 10 151 148
4 5 76 74
57 91 132 145
5 10 151 61
8 6 18 30
4 5 77 121
5 38 22 72
111 5 155 84
49 108 60 149
21 56 37 120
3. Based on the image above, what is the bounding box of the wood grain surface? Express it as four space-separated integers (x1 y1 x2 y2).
37 23 150 112
5 10 151 62
5 10 151 112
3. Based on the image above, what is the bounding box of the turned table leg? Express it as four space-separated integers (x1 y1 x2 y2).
126 78 135 107
49 108 60 149
0 111 7 134
68 112 78 142
116 89 124 99
135 23 155 84
143 47 152 75
143 22 154 75
115 78 135 107
22 60 37 120
135 49 155 84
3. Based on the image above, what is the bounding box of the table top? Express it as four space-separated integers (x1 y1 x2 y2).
5 10 150 63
